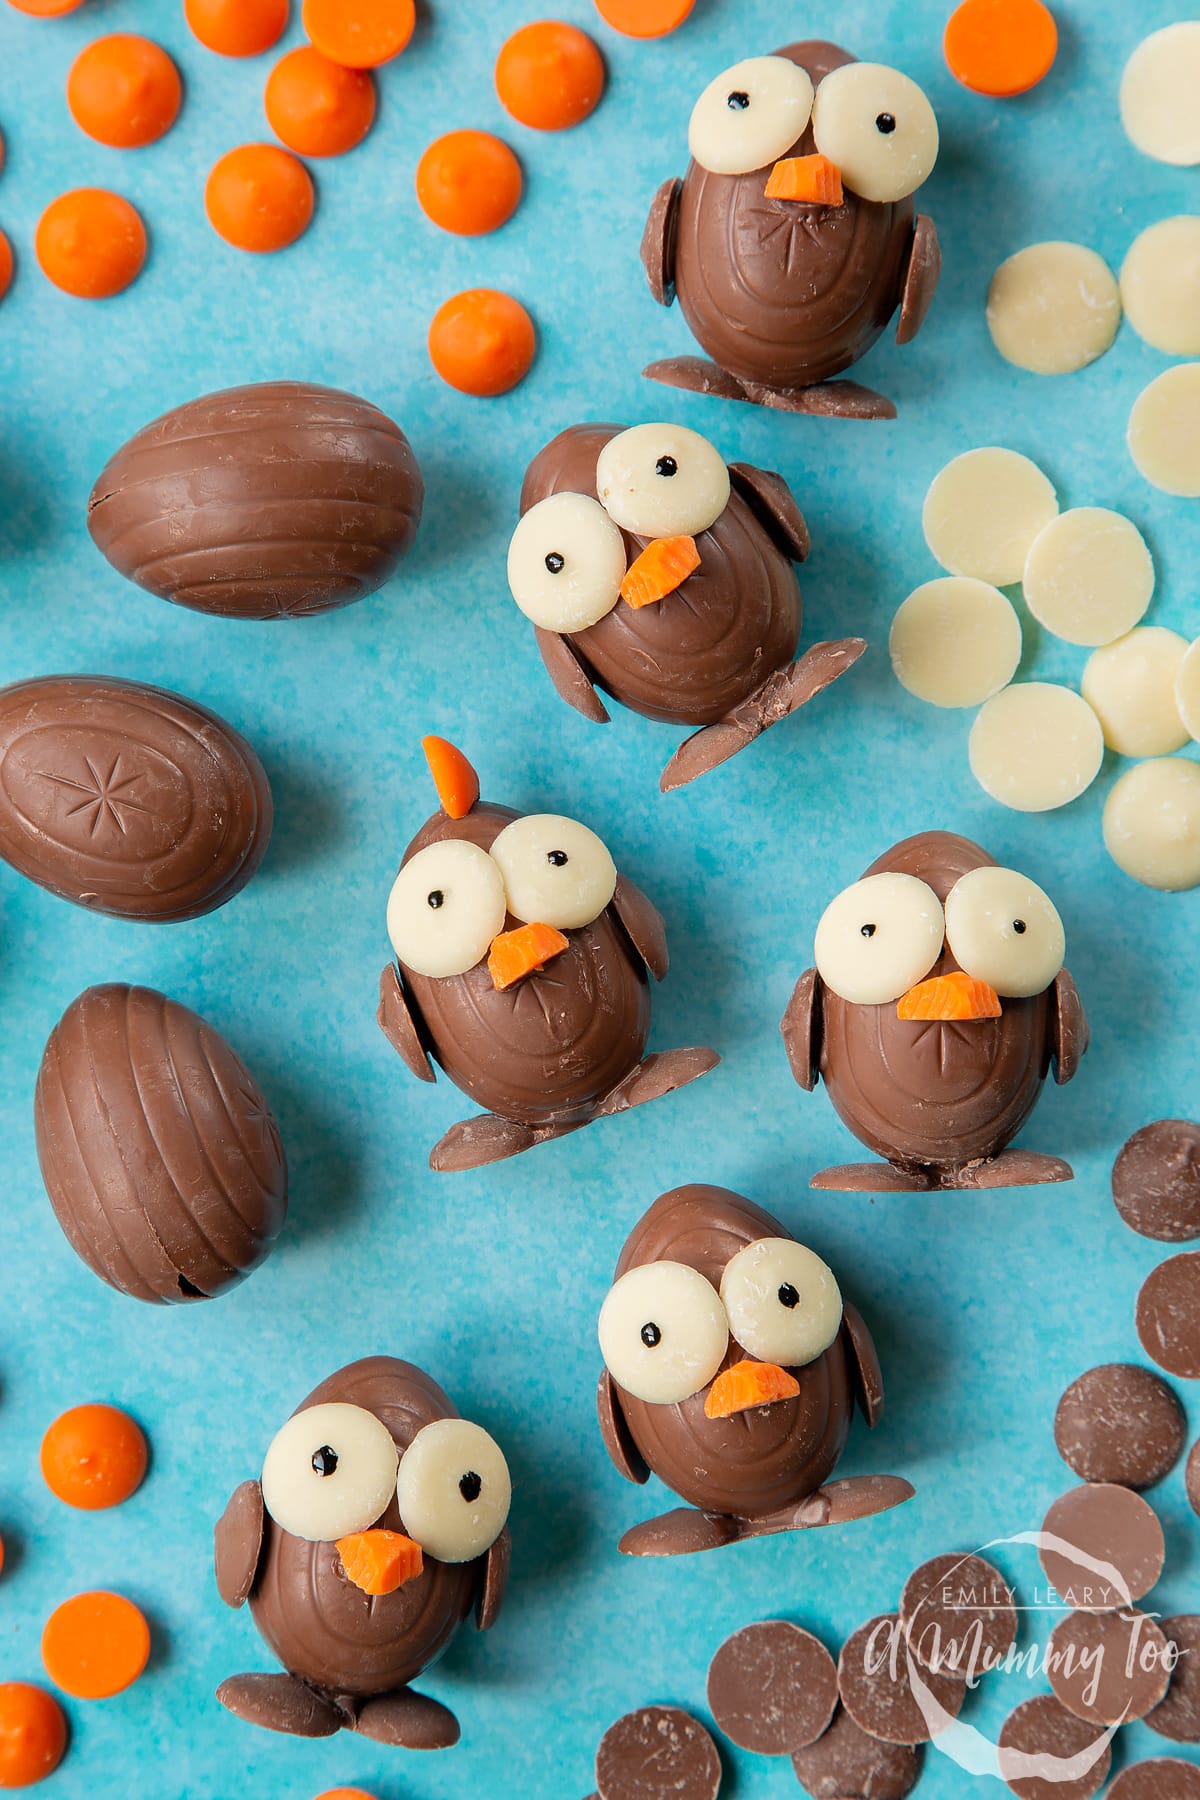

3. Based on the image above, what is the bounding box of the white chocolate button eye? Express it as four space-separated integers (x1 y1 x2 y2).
395 1418 511 1564
814 873 945 1006
261 1403 399 1543
507 493 626 633
596 423 731 539
688 55 815 176
599 1261 729 1405
944 866 1065 999
811 62 938 203
490 813 616 930
719 1238 843 1368
387 840 507 979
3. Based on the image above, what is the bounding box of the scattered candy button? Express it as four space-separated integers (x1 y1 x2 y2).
205 143 314 252
944 0 1058 97
592 0 695 38
184 0 288 58
1129 365 1200 498
1121 24 1200 167
0 1684 68 1789
1104 759 1200 891
416 130 522 237
66 33 181 149
264 46 376 158
495 21 606 131
35 188 146 298
969 683 1104 813
428 288 536 396
302 0 415 71
41 1591 150 1701
987 241 1121 376
40 1404 147 1510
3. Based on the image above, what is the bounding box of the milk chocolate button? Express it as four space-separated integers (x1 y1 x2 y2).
1113 1121 1200 1242
790 1705 923 1799
837 1614 965 1745
1054 1364 1185 1488
900 1552 1017 1676
1188 1440 1200 1518
1107 1759 1200 1799
595 1707 721 1800
1147 1615 1200 1741
706 1620 836 1755
1137 1253 1200 1378
997 1693 1112 1800
1039 1484 1165 1610
1047 1608 1170 1724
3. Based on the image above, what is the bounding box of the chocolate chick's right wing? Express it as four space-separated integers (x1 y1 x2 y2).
611 875 669 983
533 624 610 724
727 464 812 563
475 1526 512 1631
841 1302 884 1428
642 177 682 307
597 1369 650 1485
377 963 436 1082
215 1479 266 1609
1052 969 1089 1085
781 967 823 1092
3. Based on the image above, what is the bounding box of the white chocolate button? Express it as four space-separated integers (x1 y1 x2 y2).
943 865 1065 998
507 492 626 632
810 61 939 204
1121 218 1200 356
1175 640 1200 743
596 423 730 539
1023 508 1154 647
1129 365 1200 498
814 872 945 1007
688 55 815 177
599 1261 729 1406
490 813 616 930
889 576 1022 709
1081 628 1190 759
1120 24 1200 166
922 448 1059 586
387 839 507 979
1104 758 1200 891
396 1418 511 1563
719 1239 842 1369
969 683 1104 813
262 1403 400 1543
987 243 1121 376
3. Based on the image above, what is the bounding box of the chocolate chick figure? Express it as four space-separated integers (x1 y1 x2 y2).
377 738 719 1171
215 1357 511 1750
642 41 941 419
782 831 1089 1191
598 1184 913 1557
510 421 865 791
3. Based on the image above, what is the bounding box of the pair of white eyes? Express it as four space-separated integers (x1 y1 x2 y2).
815 866 1065 1006
689 55 939 204
508 423 730 632
261 1402 511 1564
598 1239 843 1406
387 814 616 979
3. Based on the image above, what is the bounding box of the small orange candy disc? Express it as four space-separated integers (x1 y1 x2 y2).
40 1405 148 1511
41 1592 150 1701
416 131 522 236
5 0 86 16
0 1684 67 1789
495 21 605 131
302 0 415 70
315 1791 380 1800
265 46 375 157
0 232 13 302
429 289 536 397
184 0 288 58
944 0 1058 97
206 143 314 251
593 0 694 38
67 34 182 149
35 189 146 298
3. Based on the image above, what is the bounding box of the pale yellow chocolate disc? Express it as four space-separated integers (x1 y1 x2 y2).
1120 24 1200 167
890 577 1022 708
1175 640 1200 743
987 242 1121 376
1023 508 1155 647
1128 365 1200 498
922 448 1059 586
1104 758 1200 890
1121 218 1200 356
969 683 1104 812
1081 628 1190 758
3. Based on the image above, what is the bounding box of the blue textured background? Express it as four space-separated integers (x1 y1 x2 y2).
0 1 1198 1795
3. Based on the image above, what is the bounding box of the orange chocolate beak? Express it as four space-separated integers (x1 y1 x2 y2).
897 970 1002 1023
765 153 844 206
705 1359 801 1420
336 1528 423 1596
620 535 700 609
488 921 569 990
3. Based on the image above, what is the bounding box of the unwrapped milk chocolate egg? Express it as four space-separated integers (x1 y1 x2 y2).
0 675 271 921
88 381 424 620
36 984 288 1303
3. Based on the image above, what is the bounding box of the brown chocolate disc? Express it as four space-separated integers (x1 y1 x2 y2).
1107 1760 1200 1798
1047 1608 1170 1724
706 1620 836 1755
595 1707 721 1800
837 1614 965 1745
899 1552 1017 1677
1054 1364 1186 1488
1188 1440 1200 1518
790 1705 923 1799
1137 1254 1200 1378
1147 1616 1200 1742
1039 1485 1165 1610
997 1694 1111 1800
1114 1121 1200 1242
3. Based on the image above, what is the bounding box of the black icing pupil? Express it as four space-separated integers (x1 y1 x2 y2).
459 1470 483 1503
1013 919 1028 935
547 849 569 867
778 1282 800 1309
727 90 750 110
861 922 877 938
876 112 897 134
545 551 565 574
427 889 445 910
641 1322 662 1348
312 1445 338 1477
655 455 678 478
